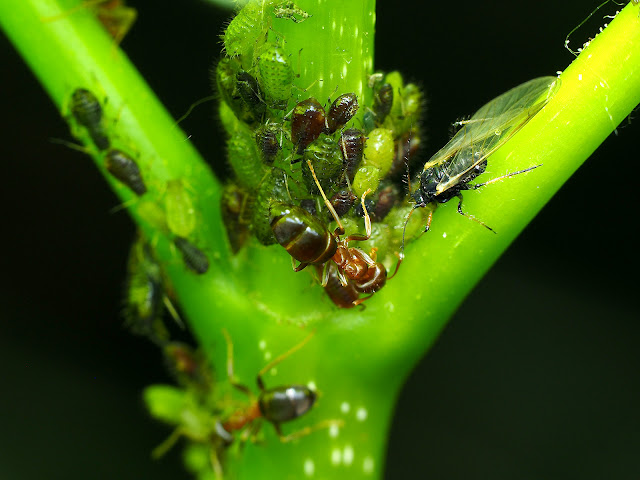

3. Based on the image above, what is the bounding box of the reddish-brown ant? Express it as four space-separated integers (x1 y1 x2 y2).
270 160 402 306
220 329 339 442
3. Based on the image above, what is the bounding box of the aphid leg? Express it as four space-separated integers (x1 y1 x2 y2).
345 189 373 242
455 194 496 234
255 331 315 391
306 159 346 235
163 295 185 330
151 427 186 459
277 419 345 443
222 329 253 397
50 138 92 154
210 448 224 480
423 208 434 232
471 164 542 189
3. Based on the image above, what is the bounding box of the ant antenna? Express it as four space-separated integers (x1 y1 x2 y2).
306 159 345 233
257 330 316 379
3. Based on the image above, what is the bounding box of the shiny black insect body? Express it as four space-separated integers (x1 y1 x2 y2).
104 149 147 195
70 88 110 150
174 237 209 274
412 77 561 232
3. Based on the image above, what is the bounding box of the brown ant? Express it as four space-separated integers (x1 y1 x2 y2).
270 160 402 307
220 329 339 442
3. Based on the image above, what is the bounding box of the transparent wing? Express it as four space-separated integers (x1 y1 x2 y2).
422 76 561 193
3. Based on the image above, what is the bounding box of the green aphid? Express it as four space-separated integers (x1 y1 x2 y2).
223 0 274 59
362 127 395 177
251 167 291 245
123 236 170 345
352 164 381 198
301 133 344 196
227 122 268 189
256 41 293 109
165 179 197 239
381 71 424 136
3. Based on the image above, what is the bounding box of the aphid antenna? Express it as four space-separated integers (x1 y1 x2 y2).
173 95 217 127
564 0 614 57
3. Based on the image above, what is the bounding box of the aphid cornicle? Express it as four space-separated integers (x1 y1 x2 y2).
69 88 110 150
411 76 561 232
104 149 147 195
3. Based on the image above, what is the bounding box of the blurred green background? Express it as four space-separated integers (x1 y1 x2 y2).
1 0 638 478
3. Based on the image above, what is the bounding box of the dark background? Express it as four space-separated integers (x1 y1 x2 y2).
1 0 638 478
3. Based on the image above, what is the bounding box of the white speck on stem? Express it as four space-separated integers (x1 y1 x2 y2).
340 402 351 414
331 448 342 465
356 407 368 421
363 456 375 474
304 459 315 476
343 445 354 466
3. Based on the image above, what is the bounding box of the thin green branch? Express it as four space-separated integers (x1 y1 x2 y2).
2 1 639 479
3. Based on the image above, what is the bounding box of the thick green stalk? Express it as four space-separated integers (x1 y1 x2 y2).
2 1 639 479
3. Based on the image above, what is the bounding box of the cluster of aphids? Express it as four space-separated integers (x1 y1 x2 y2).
66 88 210 275
216 0 427 308
124 233 326 478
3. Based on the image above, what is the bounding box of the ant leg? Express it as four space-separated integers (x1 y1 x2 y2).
306 159 346 236
256 330 316 391
292 258 309 272
387 251 404 280
277 419 345 443
345 189 373 242
471 164 542 189
98 4 137 46
456 194 496 234
222 329 252 397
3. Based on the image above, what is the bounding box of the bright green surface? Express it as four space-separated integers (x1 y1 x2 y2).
2 1 639 479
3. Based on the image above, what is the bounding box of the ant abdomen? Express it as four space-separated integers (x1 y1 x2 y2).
259 385 316 423
269 202 337 268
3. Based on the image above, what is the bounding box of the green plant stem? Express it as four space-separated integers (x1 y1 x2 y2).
2 1 640 479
